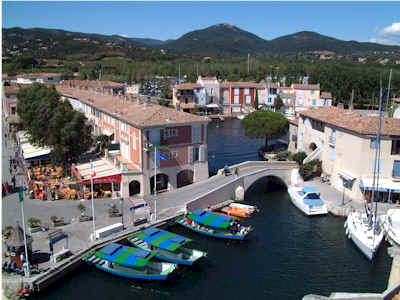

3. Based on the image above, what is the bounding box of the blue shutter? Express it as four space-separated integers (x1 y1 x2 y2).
329 146 335 161
393 161 400 178
370 138 377 149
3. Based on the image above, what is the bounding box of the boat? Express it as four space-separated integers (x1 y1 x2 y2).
236 115 245 120
382 209 400 247
128 227 207 265
287 186 328 216
344 71 391 260
176 209 252 240
229 203 259 214
83 243 177 280
220 206 250 218
344 210 384 260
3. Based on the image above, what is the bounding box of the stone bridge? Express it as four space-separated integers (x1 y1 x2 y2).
152 161 299 219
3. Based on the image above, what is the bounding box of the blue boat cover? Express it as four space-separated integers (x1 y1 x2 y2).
100 243 123 255
142 227 160 236
302 187 319 194
96 243 155 268
187 209 235 229
303 198 324 207
133 227 192 251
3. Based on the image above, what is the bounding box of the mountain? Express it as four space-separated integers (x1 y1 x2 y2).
267 31 400 54
163 23 268 55
129 38 167 47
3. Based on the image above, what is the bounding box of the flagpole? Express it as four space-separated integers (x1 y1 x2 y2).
90 161 96 240
19 182 30 277
154 146 157 221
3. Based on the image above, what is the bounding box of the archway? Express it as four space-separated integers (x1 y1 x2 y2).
309 142 317 151
177 170 194 188
245 175 287 198
129 180 141 196
150 174 169 194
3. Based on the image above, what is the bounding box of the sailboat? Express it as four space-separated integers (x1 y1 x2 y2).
344 71 392 260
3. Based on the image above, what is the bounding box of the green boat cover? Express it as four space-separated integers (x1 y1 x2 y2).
132 227 192 252
95 243 156 268
187 209 235 229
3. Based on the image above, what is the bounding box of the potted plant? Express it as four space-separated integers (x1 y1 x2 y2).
28 218 42 233
108 204 121 217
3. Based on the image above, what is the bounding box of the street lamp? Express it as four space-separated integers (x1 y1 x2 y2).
120 197 124 229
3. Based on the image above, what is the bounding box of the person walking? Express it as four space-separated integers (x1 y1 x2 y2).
4 182 8 195
11 175 16 190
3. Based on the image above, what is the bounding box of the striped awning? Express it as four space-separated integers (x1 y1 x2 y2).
360 178 400 193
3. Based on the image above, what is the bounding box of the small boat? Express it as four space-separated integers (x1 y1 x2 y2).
345 211 384 260
220 206 250 218
236 115 245 120
229 203 259 214
83 243 177 280
176 209 252 240
128 227 207 265
382 209 400 247
287 186 328 216
214 211 243 221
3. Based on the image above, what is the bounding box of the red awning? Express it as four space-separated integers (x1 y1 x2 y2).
77 174 121 185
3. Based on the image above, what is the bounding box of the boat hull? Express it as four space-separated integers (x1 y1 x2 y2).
176 216 247 240
288 187 328 216
346 212 384 261
382 211 400 247
93 263 169 280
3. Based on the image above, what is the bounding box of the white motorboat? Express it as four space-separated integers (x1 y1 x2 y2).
382 209 400 247
287 186 328 216
236 115 245 120
344 211 384 260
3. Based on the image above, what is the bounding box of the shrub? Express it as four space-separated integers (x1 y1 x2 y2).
28 217 41 228
292 151 307 165
275 151 290 161
50 216 58 223
77 203 86 214
299 159 322 181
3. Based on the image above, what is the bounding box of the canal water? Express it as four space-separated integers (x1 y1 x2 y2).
37 118 391 299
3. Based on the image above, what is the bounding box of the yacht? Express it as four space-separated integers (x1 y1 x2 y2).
287 186 328 216
382 209 400 247
345 211 384 260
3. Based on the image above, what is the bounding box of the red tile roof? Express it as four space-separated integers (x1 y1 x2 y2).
299 107 400 136
175 83 202 90
321 92 332 99
64 80 124 89
228 82 264 88
292 84 320 90
56 85 208 128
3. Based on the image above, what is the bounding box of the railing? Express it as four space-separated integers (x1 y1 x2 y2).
303 145 322 164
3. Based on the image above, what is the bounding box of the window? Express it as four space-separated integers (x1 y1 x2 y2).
310 90 314 95
244 88 249 95
312 99 317 106
234 88 239 95
192 126 201 144
234 95 239 104
132 132 137 150
172 151 178 159
246 95 251 104
11 107 16 115
392 139 400 155
370 137 378 149
164 128 178 138
267 97 272 103
329 146 335 161
120 122 128 132
193 147 200 162
311 119 324 132
393 160 400 178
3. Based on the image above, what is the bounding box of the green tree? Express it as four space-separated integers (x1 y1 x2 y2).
274 94 284 112
254 89 259 110
17 83 93 165
241 110 288 148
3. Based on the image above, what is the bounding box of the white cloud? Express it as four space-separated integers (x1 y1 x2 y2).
371 22 400 45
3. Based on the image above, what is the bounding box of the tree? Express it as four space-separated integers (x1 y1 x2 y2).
241 110 288 148
17 83 93 165
254 89 259 110
274 94 284 112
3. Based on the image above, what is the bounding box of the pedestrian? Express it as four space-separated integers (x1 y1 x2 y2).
4 183 8 195
9 166 12 175
12 175 16 190
235 168 239 176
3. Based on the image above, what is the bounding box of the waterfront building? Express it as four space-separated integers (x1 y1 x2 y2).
15 73 62 84
2 85 22 131
125 83 141 97
172 76 332 117
290 106 400 203
57 81 210 198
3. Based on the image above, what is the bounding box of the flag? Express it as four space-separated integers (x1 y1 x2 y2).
156 151 169 161
19 186 24 202
90 162 96 177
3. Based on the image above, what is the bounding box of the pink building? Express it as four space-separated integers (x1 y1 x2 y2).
57 81 210 198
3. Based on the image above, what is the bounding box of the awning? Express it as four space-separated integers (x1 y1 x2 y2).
74 158 121 184
360 178 400 193
206 104 221 109
338 170 356 182
18 132 51 161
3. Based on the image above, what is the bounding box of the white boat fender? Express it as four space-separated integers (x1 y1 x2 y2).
345 228 349 236
344 221 347 228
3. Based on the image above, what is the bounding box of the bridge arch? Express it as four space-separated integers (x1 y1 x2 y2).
176 169 194 188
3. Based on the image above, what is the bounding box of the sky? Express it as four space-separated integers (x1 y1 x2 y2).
2 1 400 45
